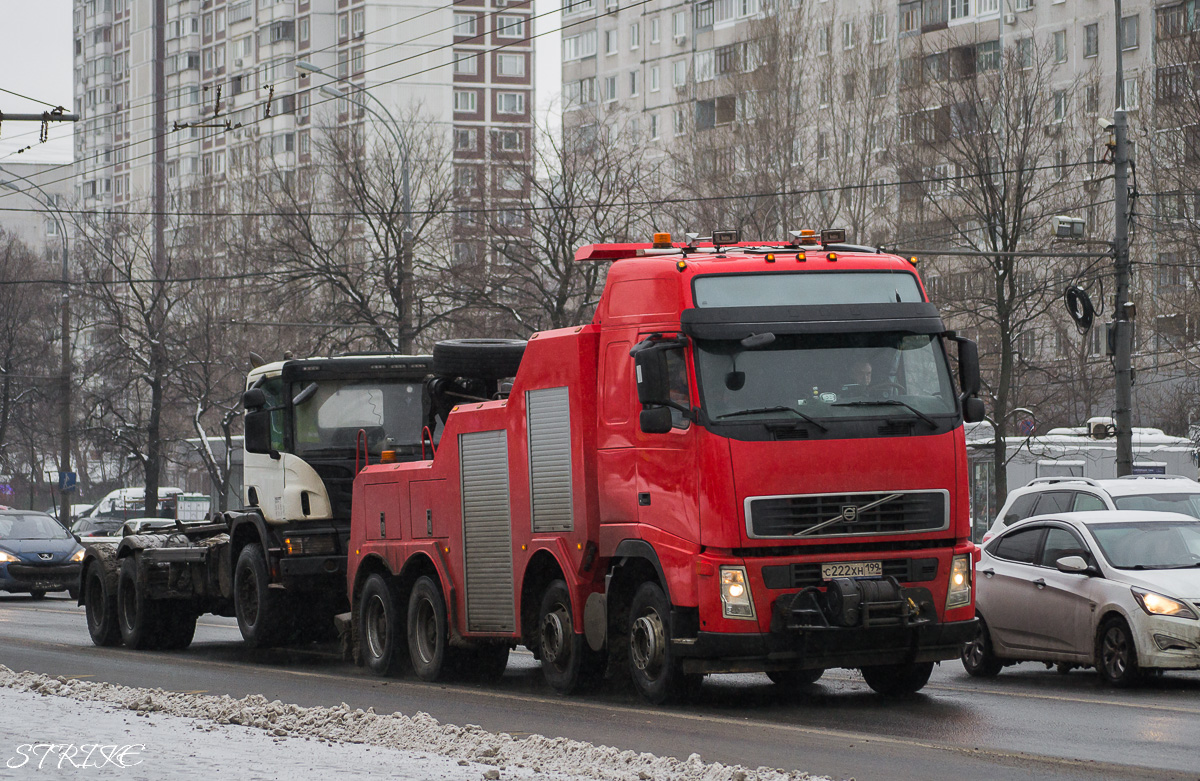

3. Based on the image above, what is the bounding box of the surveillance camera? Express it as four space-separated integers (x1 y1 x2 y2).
1097 117 1114 131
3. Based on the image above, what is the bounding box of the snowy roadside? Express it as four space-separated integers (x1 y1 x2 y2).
0 665 830 781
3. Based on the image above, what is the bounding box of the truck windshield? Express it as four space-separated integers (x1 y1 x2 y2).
693 271 923 307
694 332 957 424
292 380 425 456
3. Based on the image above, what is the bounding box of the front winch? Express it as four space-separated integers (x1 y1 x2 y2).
773 577 935 631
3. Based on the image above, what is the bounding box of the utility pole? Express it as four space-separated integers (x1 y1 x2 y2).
1112 0 1134 476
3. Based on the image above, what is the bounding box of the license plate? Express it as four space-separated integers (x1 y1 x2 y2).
821 561 883 580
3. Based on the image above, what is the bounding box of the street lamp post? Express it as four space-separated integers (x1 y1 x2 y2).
297 61 414 352
0 169 72 519
1111 0 1134 477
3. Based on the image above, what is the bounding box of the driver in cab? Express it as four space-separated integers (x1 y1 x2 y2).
840 359 874 397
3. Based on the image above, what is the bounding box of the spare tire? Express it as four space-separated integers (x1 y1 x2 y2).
433 338 526 379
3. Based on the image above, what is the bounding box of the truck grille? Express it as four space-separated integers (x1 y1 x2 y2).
746 490 948 538
761 557 938 589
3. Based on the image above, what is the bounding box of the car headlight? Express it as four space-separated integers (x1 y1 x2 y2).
0 550 17 563
946 554 972 609
719 565 756 620
70 548 86 563
1132 588 1198 620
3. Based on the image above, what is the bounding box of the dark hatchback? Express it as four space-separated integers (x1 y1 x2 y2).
0 509 85 598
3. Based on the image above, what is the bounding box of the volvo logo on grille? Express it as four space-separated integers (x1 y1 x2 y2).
840 504 859 522
38 553 53 561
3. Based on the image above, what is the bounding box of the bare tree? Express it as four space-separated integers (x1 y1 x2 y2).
478 110 666 333
897 33 1100 503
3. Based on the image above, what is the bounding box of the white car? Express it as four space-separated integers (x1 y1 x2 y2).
963 510 1200 686
981 475 1200 544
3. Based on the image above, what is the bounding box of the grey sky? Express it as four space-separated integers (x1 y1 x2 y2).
0 1 560 165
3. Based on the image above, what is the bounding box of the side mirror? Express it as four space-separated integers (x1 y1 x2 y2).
292 382 318 406
633 348 671 406
639 407 673 434
963 396 986 423
1055 555 1091 575
954 337 981 398
243 387 267 410
244 409 276 457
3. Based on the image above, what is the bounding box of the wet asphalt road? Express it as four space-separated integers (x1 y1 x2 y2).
1 594 1199 781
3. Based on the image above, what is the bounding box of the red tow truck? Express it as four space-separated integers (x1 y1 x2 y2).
344 231 985 702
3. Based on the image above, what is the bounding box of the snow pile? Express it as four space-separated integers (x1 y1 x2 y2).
0 665 828 781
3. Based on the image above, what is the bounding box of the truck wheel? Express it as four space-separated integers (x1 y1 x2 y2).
432 338 526 379
1097 617 1142 687
538 580 602 694
117 556 161 650
84 562 121 647
961 618 1003 678
159 609 198 650
627 582 697 704
359 574 407 676
860 661 934 696
234 543 287 648
29 590 46 600
766 668 824 687
407 576 449 681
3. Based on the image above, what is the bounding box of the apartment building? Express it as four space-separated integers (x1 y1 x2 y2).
72 0 534 221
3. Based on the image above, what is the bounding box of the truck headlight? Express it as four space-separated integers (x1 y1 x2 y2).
719 565 756 620
946 554 971 609
1133 588 1197 620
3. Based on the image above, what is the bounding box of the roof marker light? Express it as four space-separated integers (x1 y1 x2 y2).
765 253 776 263
908 256 919 266
797 252 806 262
676 260 688 272
827 252 838 261
653 232 673 248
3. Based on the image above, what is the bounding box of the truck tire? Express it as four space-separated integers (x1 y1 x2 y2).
538 579 602 694
860 661 934 696
158 609 198 651
234 543 287 648
117 556 162 650
84 562 121 647
961 618 1003 678
432 339 526 379
766 668 824 688
29 590 46 600
407 576 449 681
627 581 699 704
359 573 406 676
450 644 510 683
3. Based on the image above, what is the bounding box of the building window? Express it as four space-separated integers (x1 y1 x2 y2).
695 50 714 81
1121 14 1139 49
497 14 525 38
603 75 617 101
455 128 477 150
673 59 687 87
949 0 969 21
605 29 617 55
900 1 921 34
650 17 660 43
817 23 830 55
497 130 522 151
497 53 525 76
1123 74 1139 109
630 22 640 49
1053 90 1068 122
1085 83 1099 114
454 90 478 112
1053 31 1067 63
454 13 476 37
352 9 364 37
1084 23 1098 57
872 13 887 43
674 107 686 135
497 91 525 113
1016 38 1033 69
650 64 660 91
673 10 686 39
650 113 659 139
629 70 640 96
977 40 1000 71
842 20 854 49
453 51 477 75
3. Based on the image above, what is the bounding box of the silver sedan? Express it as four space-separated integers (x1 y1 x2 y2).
962 510 1200 686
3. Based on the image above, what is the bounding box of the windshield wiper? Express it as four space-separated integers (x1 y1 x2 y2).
716 406 828 432
831 399 938 428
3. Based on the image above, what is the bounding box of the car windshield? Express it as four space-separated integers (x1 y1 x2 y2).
694 331 957 423
292 379 425 457
1086 520 1200 569
1112 492 1200 518
0 513 72 540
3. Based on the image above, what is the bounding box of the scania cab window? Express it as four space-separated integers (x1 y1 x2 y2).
692 271 924 307
293 380 425 455
664 348 691 430
694 331 956 425
260 377 288 452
